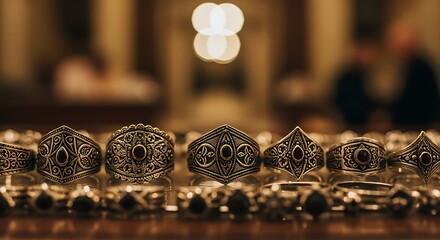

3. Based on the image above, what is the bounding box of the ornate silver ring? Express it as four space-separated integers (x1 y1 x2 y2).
105 124 174 183
263 127 324 180
37 126 102 184
187 125 260 184
327 137 386 175
388 131 440 183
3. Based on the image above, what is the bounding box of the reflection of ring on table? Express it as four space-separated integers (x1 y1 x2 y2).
333 181 414 216
261 182 332 219
0 142 35 176
263 126 324 180
28 183 69 213
327 137 386 175
187 125 261 184
37 126 102 184
176 187 223 219
104 185 166 215
388 131 440 183
105 124 174 183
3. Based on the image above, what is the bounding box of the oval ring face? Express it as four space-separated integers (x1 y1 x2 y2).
105 124 174 183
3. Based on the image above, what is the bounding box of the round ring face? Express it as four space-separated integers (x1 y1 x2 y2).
327 138 386 175
388 132 440 183
37 126 101 184
187 124 260 184
0 142 35 176
263 127 324 180
105 124 174 183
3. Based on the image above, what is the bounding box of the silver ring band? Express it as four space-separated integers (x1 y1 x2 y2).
327 137 386 175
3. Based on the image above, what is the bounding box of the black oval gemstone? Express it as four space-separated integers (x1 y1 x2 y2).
120 193 137 210
56 148 68 164
35 192 53 210
0 195 9 213
188 195 207 215
420 152 432 165
221 145 233 160
303 191 328 217
132 145 146 160
357 149 370 164
227 190 250 215
72 196 94 213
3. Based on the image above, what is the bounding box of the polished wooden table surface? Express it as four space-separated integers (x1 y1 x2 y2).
1 214 439 239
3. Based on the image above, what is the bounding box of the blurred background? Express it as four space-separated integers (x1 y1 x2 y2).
0 0 439 134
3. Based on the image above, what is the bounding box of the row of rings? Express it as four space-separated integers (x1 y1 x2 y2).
2 181 439 220
177 182 440 220
0 124 174 184
0 124 438 184
0 183 166 217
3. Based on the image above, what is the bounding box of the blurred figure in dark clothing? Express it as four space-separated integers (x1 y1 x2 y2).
387 21 439 126
334 37 378 125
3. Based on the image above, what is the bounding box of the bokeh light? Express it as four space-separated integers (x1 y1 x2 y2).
192 3 244 64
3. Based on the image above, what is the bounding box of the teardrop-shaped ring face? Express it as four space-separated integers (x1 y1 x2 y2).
263 126 324 180
187 124 261 184
37 125 101 184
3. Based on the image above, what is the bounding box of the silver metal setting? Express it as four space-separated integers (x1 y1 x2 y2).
37 126 102 184
388 131 440 183
327 137 386 175
263 127 324 180
187 125 260 184
105 124 174 183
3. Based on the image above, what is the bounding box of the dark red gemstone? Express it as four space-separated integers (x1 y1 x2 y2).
357 149 370 164
420 152 432 165
293 146 304 160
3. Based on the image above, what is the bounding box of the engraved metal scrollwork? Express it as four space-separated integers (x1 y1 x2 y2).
0 142 35 176
105 124 174 183
37 126 101 184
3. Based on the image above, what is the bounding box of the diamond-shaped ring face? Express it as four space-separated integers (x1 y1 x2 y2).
263 127 324 180
37 126 101 184
388 132 440 183
327 137 386 175
187 125 261 184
